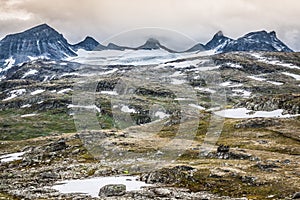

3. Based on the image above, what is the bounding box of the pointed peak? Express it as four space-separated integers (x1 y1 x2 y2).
145 38 160 44
16 23 59 36
107 42 118 47
30 23 55 31
72 36 101 51
83 36 98 42
35 23 51 28
269 31 277 37
215 31 224 37
137 38 161 50
84 36 93 40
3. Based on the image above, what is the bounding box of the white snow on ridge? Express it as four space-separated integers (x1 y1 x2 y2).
215 108 300 119
282 72 300 81
98 68 118 75
189 104 206 110
267 81 284 86
251 53 300 70
21 113 38 118
57 88 72 94
2 89 26 101
247 76 266 82
22 69 38 78
121 105 136 113
31 89 45 95
2 57 15 72
21 104 31 108
167 59 202 69
0 152 25 163
100 91 118 95
155 111 170 119
171 79 186 85
27 55 48 61
194 87 216 94
226 63 243 69
60 72 80 77
191 66 220 72
68 104 101 112
219 81 243 88
232 89 251 98
220 81 232 87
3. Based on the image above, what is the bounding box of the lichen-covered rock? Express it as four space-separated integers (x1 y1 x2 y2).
98 184 126 197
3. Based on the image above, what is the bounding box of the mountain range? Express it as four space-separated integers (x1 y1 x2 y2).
0 23 294 67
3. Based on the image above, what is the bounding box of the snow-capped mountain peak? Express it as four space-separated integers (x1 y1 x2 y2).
0 24 295 69
0 24 77 66
205 31 233 51
210 30 293 53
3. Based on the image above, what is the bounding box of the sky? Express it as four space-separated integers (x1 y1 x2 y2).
0 0 300 51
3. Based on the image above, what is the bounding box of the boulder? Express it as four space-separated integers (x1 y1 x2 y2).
47 139 67 152
98 184 126 197
292 192 300 199
153 188 171 197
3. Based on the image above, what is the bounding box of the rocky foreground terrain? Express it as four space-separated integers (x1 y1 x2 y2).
0 49 299 200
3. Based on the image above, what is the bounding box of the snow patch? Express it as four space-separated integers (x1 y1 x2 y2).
121 105 136 113
57 88 72 94
171 79 186 85
194 87 216 94
226 63 243 69
247 76 266 81
267 81 284 86
61 73 80 77
154 111 170 119
52 176 151 198
0 152 25 163
100 91 118 95
215 108 299 119
232 89 251 98
21 113 38 118
282 72 300 81
189 104 205 110
251 53 300 70
21 104 31 108
31 89 45 95
22 69 38 78
2 57 16 72
2 89 26 101
67 104 101 113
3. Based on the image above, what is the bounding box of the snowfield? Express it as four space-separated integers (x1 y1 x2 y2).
215 108 300 119
67 49 215 66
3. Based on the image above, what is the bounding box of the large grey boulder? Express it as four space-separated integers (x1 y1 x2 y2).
98 184 126 197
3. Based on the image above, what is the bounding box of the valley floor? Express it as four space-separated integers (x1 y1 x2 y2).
0 51 299 199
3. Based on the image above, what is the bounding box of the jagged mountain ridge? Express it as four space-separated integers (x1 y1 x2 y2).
0 24 77 66
0 23 295 68
205 31 234 51
186 30 293 53
219 30 293 53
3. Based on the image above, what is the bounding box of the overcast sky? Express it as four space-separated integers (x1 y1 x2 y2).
0 0 299 51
